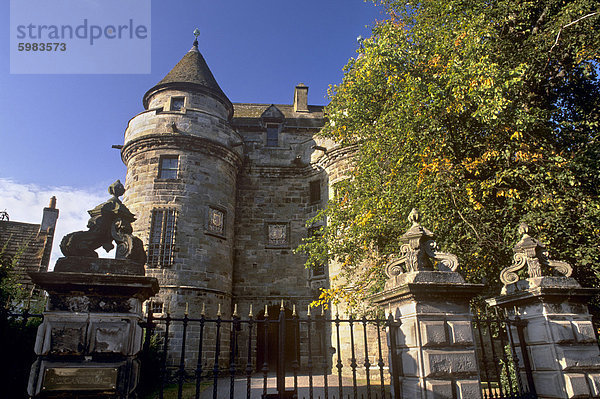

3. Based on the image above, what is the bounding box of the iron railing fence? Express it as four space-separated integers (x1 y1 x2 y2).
139 306 398 399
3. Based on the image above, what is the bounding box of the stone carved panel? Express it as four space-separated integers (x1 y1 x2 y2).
422 350 478 378
47 324 87 356
206 207 225 236
266 222 289 247
89 322 129 354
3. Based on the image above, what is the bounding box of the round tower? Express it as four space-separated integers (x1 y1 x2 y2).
121 36 242 333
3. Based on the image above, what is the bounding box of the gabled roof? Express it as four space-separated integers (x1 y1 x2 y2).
260 105 285 122
0 221 53 289
232 103 325 130
143 41 233 118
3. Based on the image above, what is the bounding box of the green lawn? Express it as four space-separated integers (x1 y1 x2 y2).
141 381 211 399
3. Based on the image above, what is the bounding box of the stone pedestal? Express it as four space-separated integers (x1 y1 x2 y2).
489 276 600 399
372 271 484 399
27 257 159 398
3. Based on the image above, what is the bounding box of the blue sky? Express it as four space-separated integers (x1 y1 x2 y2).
1 0 384 262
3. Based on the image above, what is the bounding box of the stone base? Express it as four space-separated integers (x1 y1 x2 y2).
54 257 145 276
27 257 159 398
29 271 159 308
28 359 139 398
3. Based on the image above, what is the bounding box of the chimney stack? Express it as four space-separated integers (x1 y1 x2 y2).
40 196 59 234
293 83 309 113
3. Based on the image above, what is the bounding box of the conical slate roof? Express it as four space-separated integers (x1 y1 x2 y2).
143 41 233 118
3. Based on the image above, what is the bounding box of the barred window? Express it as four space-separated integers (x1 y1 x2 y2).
158 156 179 179
148 209 177 268
149 301 163 314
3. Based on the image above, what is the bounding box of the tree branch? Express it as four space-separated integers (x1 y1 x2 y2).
450 191 482 243
549 12 599 55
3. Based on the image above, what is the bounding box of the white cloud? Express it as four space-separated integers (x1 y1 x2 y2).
0 178 117 268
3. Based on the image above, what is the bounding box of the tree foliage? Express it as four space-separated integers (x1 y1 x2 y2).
300 0 600 305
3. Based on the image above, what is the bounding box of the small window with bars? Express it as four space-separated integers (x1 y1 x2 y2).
266 124 279 147
149 301 164 315
148 208 177 268
158 156 179 179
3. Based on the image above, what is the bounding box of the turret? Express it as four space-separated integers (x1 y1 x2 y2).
121 33 241 358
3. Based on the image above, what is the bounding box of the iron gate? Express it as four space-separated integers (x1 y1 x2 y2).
139 304 396 399
472 306 537 399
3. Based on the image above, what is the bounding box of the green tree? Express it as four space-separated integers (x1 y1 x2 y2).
0 240 26 309
300 0 600 305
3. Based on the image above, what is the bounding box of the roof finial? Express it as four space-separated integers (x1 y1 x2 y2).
193 28 200 47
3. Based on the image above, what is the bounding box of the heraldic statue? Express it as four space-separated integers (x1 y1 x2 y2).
60 180 146 264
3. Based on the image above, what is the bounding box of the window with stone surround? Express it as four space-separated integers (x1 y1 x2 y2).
265 222 290 248
148 208 177 268
266 123 279 147
158 156 179 179
205 206 226 238
170 96 185 111
309 180 321 204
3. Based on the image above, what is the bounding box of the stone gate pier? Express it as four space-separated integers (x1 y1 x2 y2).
372 209 484 398
27 181 159 398
489 223 600 398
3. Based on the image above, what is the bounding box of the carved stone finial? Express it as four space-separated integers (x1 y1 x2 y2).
59 180 146 264
385 210 458 278
518 222 529 236
500 223 573 285
408 208 420 226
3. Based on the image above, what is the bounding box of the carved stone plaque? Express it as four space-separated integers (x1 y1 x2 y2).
268 223 288 246
42 367 118 391
207 207 225 235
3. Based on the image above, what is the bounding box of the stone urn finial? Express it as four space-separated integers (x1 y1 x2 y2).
499 223 573 286
385 209 458 278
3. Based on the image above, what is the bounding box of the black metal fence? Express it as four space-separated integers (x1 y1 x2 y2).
472 306 537 399
139 305 397 399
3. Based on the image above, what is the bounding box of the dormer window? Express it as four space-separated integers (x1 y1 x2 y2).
260 105 284 148
266 123 279 147
170 97 185 111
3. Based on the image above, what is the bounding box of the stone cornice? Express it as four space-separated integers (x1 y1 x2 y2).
317 144 357 170
243 163 324 178
370 281 485 306
121 134 243 170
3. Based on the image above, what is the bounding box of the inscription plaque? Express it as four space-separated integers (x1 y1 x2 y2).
42 367 118 391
